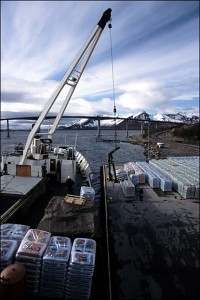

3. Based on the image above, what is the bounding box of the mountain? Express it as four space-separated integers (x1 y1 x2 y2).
58 112 199 130
150 112 199 123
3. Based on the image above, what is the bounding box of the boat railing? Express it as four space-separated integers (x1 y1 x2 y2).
2 144 24 156
2 144 15 153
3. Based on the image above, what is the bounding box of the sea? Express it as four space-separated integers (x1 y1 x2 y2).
1 129 146 200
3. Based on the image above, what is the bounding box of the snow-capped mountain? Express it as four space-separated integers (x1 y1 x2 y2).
58 111 199 129
150 112 199 123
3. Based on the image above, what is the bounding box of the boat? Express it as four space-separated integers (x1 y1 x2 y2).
1 8 112 300
0 6 112 220
0 141 93 223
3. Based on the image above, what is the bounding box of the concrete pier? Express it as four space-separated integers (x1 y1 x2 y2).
97 117 101 137
6 119 10 137
103 164 199 300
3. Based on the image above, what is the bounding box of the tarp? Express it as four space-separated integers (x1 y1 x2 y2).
37 196 99 238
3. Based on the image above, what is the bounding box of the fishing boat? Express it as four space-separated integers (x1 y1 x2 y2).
0 8 112 300
0 140 93 222
0 6 112 221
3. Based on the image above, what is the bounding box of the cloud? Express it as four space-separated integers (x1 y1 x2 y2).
116 79 167 112
1 0 199 126
1 77 57 114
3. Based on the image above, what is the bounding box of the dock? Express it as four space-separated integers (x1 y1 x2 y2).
102 164 199 300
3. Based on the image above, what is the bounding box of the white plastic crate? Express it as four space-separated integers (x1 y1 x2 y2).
120 178 135 197
80 186 95 201
149 158 199 198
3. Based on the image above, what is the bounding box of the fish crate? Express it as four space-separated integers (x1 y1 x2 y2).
80 186 95 201
120 178 135 197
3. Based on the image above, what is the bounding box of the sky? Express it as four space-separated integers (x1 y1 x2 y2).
1 0 199 129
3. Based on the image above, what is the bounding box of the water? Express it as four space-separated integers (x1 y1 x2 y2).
1 129 146 200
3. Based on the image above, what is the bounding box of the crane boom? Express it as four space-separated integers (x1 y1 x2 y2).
20 8 112 165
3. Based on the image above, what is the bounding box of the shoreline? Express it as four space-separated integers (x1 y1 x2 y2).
128 132 199 159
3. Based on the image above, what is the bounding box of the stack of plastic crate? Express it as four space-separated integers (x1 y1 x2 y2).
147 162 172 192
167 157 199 198
150 158 199 198
40 236 72 298
80 186 95 201
0 223 30 271
65 238 96 300
115 169 128 181
125 162 146 184
120 178 135 197
15 229 51 296
124 162 135 176
0 239 19 271
0 223 30 246
136 162 160 188
157 172 172 192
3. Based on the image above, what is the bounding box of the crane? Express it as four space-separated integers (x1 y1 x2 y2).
108 146 120 182
19 8 112 165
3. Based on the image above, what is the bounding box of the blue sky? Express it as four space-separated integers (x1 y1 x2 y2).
1 1 199 128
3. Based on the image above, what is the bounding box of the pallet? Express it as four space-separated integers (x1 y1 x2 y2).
64 194 86 205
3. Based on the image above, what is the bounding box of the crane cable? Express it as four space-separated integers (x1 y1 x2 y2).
108 21 118 147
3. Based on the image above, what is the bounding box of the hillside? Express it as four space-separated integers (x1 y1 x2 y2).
129 123 199 159
172 122 199 141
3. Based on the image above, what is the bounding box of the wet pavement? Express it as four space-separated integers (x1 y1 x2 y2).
104 165 199 300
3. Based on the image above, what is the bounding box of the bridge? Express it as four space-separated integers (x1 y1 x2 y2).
0 114 181 138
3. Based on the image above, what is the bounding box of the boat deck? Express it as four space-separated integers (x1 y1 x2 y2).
0 175 47 221
103 164 199 300
1 172 109 300
18 171 85 229
1 175 44 196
